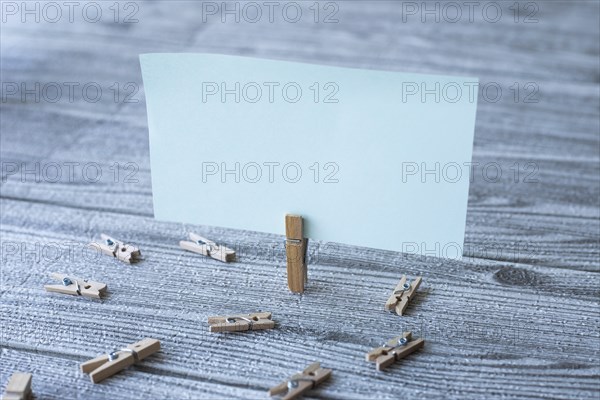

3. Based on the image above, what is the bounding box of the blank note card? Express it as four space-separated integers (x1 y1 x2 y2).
140 54 478 259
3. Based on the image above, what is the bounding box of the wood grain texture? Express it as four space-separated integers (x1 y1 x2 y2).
1 1 599 399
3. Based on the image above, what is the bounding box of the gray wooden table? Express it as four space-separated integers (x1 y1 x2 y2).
1 1 599 399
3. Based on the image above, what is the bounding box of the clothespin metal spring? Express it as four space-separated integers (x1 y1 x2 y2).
108 348 139 362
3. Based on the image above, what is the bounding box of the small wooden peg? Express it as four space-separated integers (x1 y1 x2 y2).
366 332 424 371
3 372 32 400
89 234 141 263
285 214 308 293
180 232 235 262
44 273 107 299
208 312 274 333
80 338 160 383
385 275 422 316
268 362 331 400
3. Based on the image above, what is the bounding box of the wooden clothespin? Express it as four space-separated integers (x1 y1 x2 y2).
80 338 160 383
208 312 274 333
44 273 107 299
179 232 235 262
89 234 141 263
366 332 424 371
2 372 32 400
285 214 308 293
385 275 422 316
268 362 331 400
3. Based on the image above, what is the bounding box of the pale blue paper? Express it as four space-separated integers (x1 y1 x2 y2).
140 54 478 258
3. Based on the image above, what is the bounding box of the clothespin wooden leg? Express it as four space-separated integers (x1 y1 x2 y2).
269 362 331 400
3 372 32 400
285 214 308 293
366 332 424 371
80 338 161 383
208 312 275 333
385 275 422 316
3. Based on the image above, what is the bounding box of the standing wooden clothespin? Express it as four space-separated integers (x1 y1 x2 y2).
366 332 424 371
44 273 107 299
80 338 160 383
2 372 32 400
385 275 422 316
208 312 274 333
89 234 141 263
285 214 308 293
268 362 331 400
179 232 235 262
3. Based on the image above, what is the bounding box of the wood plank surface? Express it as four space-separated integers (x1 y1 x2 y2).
1 1 599 399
